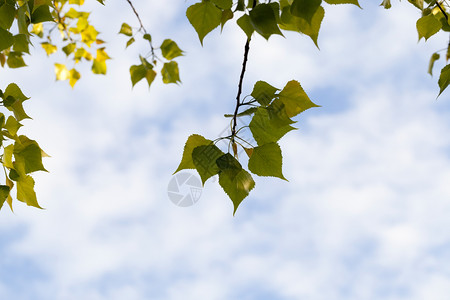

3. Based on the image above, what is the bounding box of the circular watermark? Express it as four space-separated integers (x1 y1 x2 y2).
167 171 203 207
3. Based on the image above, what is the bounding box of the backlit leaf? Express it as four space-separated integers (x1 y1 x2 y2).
291 0 322 24
55 63 70 81
186 1 222 45
192 144 224 184
16 173 42 209
119 22 133 36
175 134 211 173
0 3 15 30
160 39 184 60
221 9 234 30
4 83 31 121
417 14 442 41
0 27 14 51
438 64 450 96
278 80 319 117
248 142 286 180
219 168 254 215
3 144 14 169
249 107 295 145
251 81 278 106
161 61 181 84
280 5 324 47
0 185 11 210
324 0 360 6
249 3 283 40
4 116 22 136
428 52 440 75
126 37 135 48
41 42 57 56
69 69 81 88
237 14 254 39
92 59 107 74
212 0 233 9
13 34 29 53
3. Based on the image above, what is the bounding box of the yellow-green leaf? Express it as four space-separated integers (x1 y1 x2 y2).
0 27 14 51
192 144 224 184
218 168 255 215
249 3 283 40
55 63 70 80
428 52 440 75
119 22 133 36
4 116 22 136
69 68 81 88
175 134 212 173
41 42 57 56
160 39 184 60
291 0 322 24
278 80 319 117
248 142 286 180
186 1 222 45
438 64 450 96
417 14 442 41
251 81 279 106
161 61 181 84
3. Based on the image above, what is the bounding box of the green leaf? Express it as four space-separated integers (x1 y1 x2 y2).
291 0 322 24
324 0 360 7
212 0 233 9
219 168 255 215
119 22 133 36
251 80 278 106
221 8 234 30
438 64 450 96
266 99 296 127
278 80 319 117
224 107 258 118
6 52 27 68
249 3 283 40
186 1 222 45
280 5 324 47
16 173 42 209
0 3 16 30
0 185 11 210
236 0 245 11
31 4 54 23
62 43 76 56
4 83 31 121
3 144 14 169
216 153 242 178
17 5 29 36
161 61 181 84
248 142 286 180
175 134 211 173
13 34 30 53
130 64 156 88
237 14 254 39
14 136 47 173
126 37 135 48
192 144 224 184
143 33 152 43
417 14 442 41
428 52 440 76
249 107 295 145
4 116 22 136
0 27 14 51
160 39 184 60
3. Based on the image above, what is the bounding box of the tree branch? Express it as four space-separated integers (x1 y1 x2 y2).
125 0 155 56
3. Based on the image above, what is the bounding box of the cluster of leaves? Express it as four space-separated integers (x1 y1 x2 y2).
186 0 361 48
381 0 450 96
0 0 107 88
118 22 183 87
0 84 47 211
174 80 319 214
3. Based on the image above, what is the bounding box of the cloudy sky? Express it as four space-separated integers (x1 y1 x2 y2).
1 0 450 299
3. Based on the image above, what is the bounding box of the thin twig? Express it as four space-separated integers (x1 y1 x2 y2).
436 1 448 21
125 0 155 56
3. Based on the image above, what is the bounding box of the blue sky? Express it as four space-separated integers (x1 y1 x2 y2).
1 0 450 299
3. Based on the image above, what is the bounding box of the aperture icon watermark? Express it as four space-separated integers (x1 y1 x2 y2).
167 171 202 207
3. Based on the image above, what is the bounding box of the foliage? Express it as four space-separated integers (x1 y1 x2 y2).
0 0 449 214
